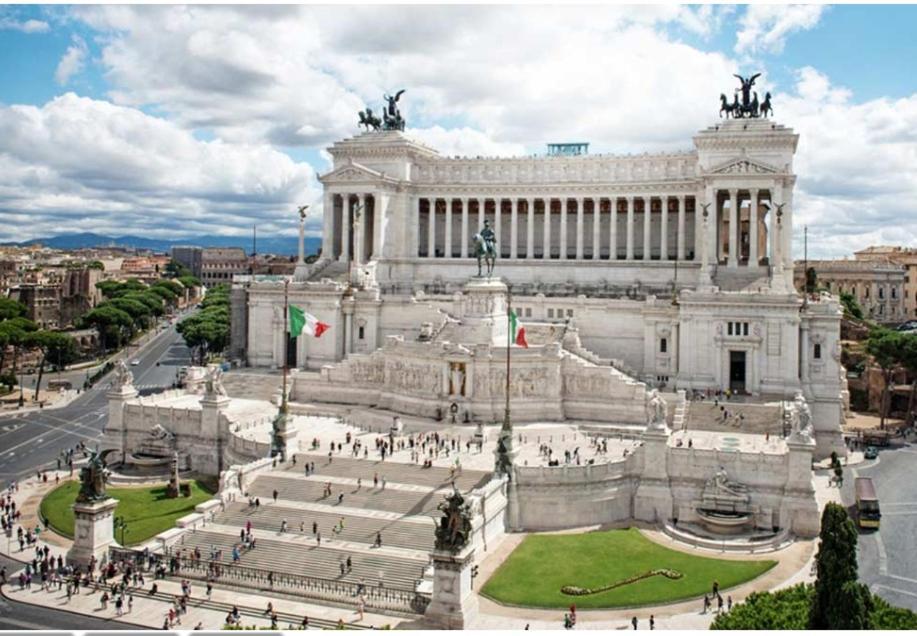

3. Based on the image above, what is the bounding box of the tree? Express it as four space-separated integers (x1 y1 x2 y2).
0 298 27 321
109 297 152 332
24 331 76 401
176 284 230 364
165 259 192 279
0 317 37 399
711 584 812 630
866 328 904 427
809 502 872 629
178 275 201 289
839 292 865 320
82 305 133 355
896 333 917 426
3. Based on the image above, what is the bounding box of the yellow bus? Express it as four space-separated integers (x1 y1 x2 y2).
855 477 881 529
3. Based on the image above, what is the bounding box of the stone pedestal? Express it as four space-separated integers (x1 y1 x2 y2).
200 393 230 474
67 498 119 568
459 278 509 346
633 428 673 524
104 384 138 464
425 545 478 630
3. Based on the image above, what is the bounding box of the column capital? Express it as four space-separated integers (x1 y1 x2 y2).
729 188 739 197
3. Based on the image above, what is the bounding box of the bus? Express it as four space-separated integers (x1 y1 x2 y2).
855 477 881 529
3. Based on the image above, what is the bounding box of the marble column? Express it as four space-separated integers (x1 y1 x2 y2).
477 198 485 231
728 189 738 268
341 195 352 262
592 197 601 260
749 189 759 266
444 197 453 258
494 198 502 257
560 198 568 260
356 193 367 263
660 196 669 261
510 199 518 259
460 198 469 258
526 198 535 259
576 197 584 260
413 196 421 258
642 196 651 261
428 197 437 259
610 198 618 261
626 197 634 260
322 191 335 260
543 198 552 259
676 195 686 261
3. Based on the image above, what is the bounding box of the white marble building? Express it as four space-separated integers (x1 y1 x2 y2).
231 117 845 458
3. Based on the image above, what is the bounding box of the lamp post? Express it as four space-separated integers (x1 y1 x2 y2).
114 516 128 546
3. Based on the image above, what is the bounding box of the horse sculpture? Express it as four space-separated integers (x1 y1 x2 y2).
719 93 739 119
358 108 382 132
760 92 773 118
473 227 497 278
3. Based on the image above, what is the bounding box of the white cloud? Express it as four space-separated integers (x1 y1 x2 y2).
69 5 733 153
54 34 88 85
779 68 917 258
0 93 317 242
0 17 49 33
736 5 824 55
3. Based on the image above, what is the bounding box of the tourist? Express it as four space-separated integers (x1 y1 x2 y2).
338 492 345 505
316 531 321 547
631 616 638 629
340 561 346 576
727 595 732 611
300 521 305 534
206 581 213 599
194 622 203 630
346 556 352 573
373 473 379 488
313 521 318 536
703 593 710 613
649 615 655 630
357 477 362 490
717 593 723 613
280 518 287 534
272 489 278 503
301 616 310 629
712 580 719 596
375 531 382 548
264 601 274 616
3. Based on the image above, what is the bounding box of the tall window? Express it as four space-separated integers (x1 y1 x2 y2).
660 338 668 353
814 343 821 359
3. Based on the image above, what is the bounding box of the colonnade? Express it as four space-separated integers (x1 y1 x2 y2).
415 195 698 262
324 192 376 263
711 188 775 268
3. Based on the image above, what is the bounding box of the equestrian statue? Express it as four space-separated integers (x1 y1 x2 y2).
473 219 497 277
356 89 407 133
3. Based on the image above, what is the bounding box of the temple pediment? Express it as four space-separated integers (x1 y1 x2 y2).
318 160 400 185
708 156 780 176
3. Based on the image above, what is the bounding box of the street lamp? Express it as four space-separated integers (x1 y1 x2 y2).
114 516 128 546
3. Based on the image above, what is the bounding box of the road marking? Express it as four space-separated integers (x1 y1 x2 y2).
875 529 889 576
0 616 66 630
886 573 917 587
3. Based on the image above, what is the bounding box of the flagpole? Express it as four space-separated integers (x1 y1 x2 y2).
282 278 289 406
505 287 511 427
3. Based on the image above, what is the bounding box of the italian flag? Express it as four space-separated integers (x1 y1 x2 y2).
509 309 528 348
289 305 330 338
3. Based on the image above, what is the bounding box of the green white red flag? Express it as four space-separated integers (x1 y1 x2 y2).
289 305 329 338
509 309 528 348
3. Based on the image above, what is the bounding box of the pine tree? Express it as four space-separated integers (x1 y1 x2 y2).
809 502 872 629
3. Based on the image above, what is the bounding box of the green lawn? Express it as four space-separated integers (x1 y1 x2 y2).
481 528 776 609
40 480 214 546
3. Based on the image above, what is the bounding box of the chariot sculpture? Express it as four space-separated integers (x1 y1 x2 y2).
719 73 773 119
357 90 406 132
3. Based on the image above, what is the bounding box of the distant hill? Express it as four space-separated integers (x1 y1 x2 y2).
0 233 321 256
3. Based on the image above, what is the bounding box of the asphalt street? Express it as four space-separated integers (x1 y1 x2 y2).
0 319 195 491
840 441 917 611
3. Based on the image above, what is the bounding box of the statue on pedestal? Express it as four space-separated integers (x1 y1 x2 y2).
204 365 227 398
434 487 473 553
473 220 497 277
113 359 133 389
77 448 115 504
645 389 668 430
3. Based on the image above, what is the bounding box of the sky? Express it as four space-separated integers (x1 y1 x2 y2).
0 4 916 258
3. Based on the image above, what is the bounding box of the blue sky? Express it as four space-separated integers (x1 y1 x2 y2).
0 4 916 257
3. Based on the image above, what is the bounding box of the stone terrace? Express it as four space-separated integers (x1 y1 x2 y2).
683 400 785 435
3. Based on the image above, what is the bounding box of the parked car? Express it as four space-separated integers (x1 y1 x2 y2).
131 359 141 366
864 446 879 460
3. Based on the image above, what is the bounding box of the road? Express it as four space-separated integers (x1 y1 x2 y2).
841 441 917 611
0 319 195 491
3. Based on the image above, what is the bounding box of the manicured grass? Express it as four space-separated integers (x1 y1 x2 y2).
481 528 776 609
40 480 214 546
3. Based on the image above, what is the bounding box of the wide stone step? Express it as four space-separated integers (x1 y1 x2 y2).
248 474 446 516
180 529 428 591
216 502 435 551
288 452 492 492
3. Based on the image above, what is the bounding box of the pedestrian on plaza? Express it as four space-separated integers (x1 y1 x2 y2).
340 561 346 576
717 594 724 613
631 616 638 629
703 593 710 613
272 489 278 503
727 595 732 611
357 477 362 490
346 556 352 573
313 521 318 536
357 595 365 621
375 531 382 548
649 615 655 630
338 492 344 505
206 581 213 599
128 593 134 613
301 616 310 629
316 532 321 547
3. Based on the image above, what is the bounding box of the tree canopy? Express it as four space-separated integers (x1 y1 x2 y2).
176 284 230 364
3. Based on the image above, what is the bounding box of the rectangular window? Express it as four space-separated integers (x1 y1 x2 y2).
660 337 668 353
743 322 749 336
879 287 884 299
566 309 573 318
814 343 821 359
358 326 365 340
547 308 554 318
728 322 733 336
